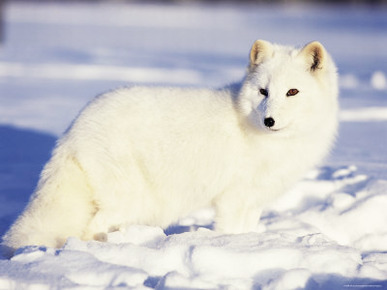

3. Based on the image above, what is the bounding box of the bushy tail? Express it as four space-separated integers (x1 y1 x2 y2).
1 150 95 256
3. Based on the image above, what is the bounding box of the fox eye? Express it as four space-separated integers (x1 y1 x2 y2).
286 89 299 97
287 88 299 96
259 88 268 97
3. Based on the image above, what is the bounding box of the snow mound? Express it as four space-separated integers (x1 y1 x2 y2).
0 62 204 85
370 71 387 90
340 107 387 122
340 74 359 89
1 167 387 289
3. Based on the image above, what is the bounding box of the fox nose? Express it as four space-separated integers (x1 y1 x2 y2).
264 117 275 128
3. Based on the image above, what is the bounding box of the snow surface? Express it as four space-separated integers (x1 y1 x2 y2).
0 2 387 289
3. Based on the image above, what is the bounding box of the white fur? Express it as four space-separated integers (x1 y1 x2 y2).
1 41 338 254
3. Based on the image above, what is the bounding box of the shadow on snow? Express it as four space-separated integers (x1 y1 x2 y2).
0 125 56 237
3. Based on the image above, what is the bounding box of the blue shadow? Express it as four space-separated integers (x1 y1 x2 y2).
0 125 56 237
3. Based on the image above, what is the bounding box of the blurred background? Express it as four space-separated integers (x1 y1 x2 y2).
0 0 386 134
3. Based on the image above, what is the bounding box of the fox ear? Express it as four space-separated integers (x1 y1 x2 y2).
299 41 326 72
249 40 273 67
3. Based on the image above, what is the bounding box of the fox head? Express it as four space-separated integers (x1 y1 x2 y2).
238 40 338 137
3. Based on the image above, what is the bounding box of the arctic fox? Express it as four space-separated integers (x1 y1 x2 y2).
2 40 338 254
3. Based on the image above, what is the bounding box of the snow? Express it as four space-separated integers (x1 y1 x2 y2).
1 2 387 289
371 71 387 90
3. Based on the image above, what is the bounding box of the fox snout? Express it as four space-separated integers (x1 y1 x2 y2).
264 117 275 128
